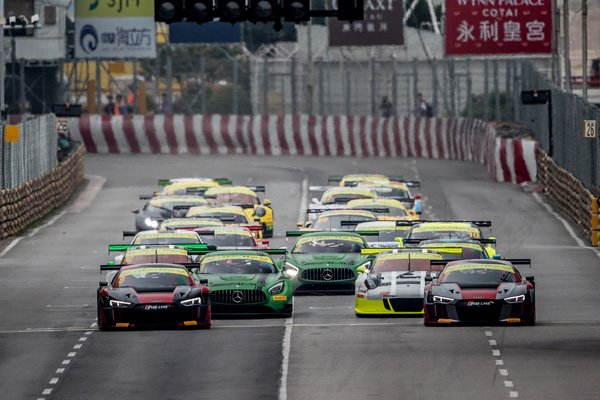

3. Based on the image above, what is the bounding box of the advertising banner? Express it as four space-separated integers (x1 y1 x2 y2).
329 0 404 47
445 0 553 56
169 22 241 44
75 0 156 59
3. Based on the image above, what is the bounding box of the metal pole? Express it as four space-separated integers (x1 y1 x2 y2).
166 48 173 114
505 59 512 120
412 58 418 110
483 59 489 120
201 56 207 114
370 56 376 116
290 56 297 115
391 56 398 117
262 58 268 115
582 0 588 101
318 57 324 115
306 20 313 115
493 59 500 121
0 0 5 116
11 31 16 113
95 59 102 114
345 60 351 116
133 60 139 114
233 58 239 115
466 58 472 118
19 60 25 113
563 0 572 92
432 58 438 117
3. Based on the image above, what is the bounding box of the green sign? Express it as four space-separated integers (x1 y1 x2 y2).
76 0 153 18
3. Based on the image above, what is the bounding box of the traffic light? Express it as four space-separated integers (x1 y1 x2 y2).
282 0 309 22
155 1 184 23
185 0 214 23
248 0 278 22
337 0 364 22
217 0 246 23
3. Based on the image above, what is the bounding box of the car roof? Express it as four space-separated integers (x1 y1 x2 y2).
187 205 247 217
124 248 189 257
296 231 365 239
443 259 515 272
411 222 480 232
134 231 199 240
354 221 410 231
197 227 254 236
323 187 377 196
318 209 377 218
119 263 191 273
347 198 407 209
205 186 257 196
160 218 224 227
149 196 208 206
357 181 409 190
375 251 444 261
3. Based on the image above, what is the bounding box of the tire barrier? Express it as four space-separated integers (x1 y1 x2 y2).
0 145 84 239
537 149 599 246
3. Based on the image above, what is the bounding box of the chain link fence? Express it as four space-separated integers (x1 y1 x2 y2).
0 114 57 189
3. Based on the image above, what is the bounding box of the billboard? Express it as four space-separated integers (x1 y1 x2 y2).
75 0 156 59
329 0 404 47
169 22 241 44
445 0 553 56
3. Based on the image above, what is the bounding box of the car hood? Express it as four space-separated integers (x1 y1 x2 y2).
432 282 525 300
108 286 195 304
204 273 280 289
288 253 365 268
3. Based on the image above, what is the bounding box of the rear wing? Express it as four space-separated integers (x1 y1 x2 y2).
306 208 337 214
286 230 378 237
246 186 265 193
139 193 159 200
108 243 215 253
394 220 492 228
186 248 288 256
403 238 497 246
505 259 532 268
100 263 201 272
157 178 232 186
348 207 390 213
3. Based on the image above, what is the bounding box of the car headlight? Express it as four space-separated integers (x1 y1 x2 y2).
284 262 299 278
144 217 159 228
433 295 454 304
268 282 285 295
504 294 525 304
109 299 131 308
357 261 372 271
180 297 202 307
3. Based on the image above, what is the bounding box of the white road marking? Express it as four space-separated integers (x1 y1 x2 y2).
85 330 94 335
42 389 52 395
79 337 88 342
74 344 82 349
56 369 65 374
499 369 508 376
504 381 514 388
61 360 70 365
67 352 76 357
533 193 600 259
492 349 501 356
278 297 294 400
0 237 24 258
488 339 497 346
49 378 59 384
496 360 504 366
510 391 519 398
485 331 493 337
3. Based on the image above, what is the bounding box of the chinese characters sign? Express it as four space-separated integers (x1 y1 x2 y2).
75 0 156 59
329 0 404 47
445 0 552 56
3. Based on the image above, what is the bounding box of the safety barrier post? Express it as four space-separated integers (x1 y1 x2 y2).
593 197 599 247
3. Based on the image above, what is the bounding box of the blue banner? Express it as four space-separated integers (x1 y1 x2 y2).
169 22 241 44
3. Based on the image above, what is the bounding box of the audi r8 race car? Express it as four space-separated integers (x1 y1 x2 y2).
192 250 293 316
302 209 377 231
284 231 372 294
355 250 445 317
405 221 496 257
186 205 264 239
424 259 535 325
356 181 422 214
205 186 274 237
194 227 269 250
346 198 419 221
354 221 411 248
97 263 211 330
159 218 225 231
140 178 226 199
133 196 209 231
306 187 378 221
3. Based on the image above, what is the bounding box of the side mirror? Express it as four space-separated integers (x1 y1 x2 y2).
254 207 267 218
263 199 272 207
99 281 108 287
356 266 368 274
525 276 535 284
132 209 140 214
364 276 380 290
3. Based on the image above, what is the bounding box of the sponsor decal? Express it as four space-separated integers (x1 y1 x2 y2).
272 295 287 301
466 301 494 307
145 305 170 311
120 267 189 277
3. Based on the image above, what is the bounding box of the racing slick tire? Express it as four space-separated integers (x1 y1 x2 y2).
263 223 273 238
281 304 293 318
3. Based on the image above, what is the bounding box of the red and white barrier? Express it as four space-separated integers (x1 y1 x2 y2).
70 114 536 183
493 137 538 184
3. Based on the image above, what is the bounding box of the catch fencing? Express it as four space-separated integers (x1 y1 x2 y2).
0 114 58 189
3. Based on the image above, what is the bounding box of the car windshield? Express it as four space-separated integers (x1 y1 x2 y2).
293 238 364 253
313 215 376 230
191 213 248 224
134 237 199 245
372 258 438 273
409 230 480 240
201 234 256 247
369 187 410 199
352 206 406 217
201 258 277 274
209 193 257 205
434 248 486 260
123 254 191 265
322 194 373 205
363 230 409 242
439 268 516 287
116 268 192 288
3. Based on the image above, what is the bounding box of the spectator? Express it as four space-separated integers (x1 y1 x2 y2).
415 93 433 117
159 93 169 114
380 96 393 118
127 85 135 114
115 94 126 116
104 95 116 115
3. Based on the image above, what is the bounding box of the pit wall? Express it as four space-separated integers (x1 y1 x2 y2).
70 114 537 184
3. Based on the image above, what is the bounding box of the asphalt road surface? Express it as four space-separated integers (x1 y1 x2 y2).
0 155 598 400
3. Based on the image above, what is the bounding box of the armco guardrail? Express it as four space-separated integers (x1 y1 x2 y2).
0 145 84 239
70 114 537 184
538 149 599 246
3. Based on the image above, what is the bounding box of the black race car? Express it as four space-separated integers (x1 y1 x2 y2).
424 259 535 326
132 195 208 232
97 263 211 330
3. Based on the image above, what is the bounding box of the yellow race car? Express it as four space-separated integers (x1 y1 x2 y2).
301 209 377 231
355 250 445 316
346 198 419 221
354 221 412 247
356 181 423 214
186 205 264 240
204 186 274 238
329 174 402 187
159 218 225 231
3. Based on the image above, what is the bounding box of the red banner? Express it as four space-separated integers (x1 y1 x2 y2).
445 0 553 56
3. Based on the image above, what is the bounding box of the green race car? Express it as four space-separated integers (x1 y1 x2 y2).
192 250 293 317
284 231 372 294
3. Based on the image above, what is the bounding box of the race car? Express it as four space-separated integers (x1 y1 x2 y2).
194 227 269 250
405 221 496 257
97 263 211 330
139 179 226 200
119 247 194 265
301 209 377 231
186 205 264 240
418 239 496 260
284 231 372 294
356 180 422 214
355 250 445 316
204 186 274 238
157 177 233 187
328 174 404 187
346 198 419 221
114 230 207 264
354 221 412 248
192 250 293 316
159 218 225 231
307 187 377 221
132 195 209 232
424 259 535 325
